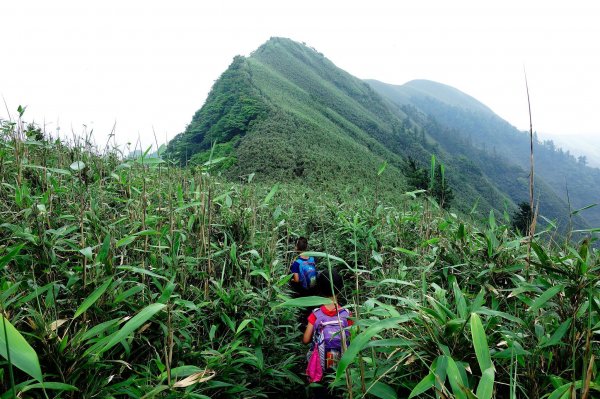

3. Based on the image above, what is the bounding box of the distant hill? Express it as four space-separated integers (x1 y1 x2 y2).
367 79 600 227
541 132 600 168
166 37 594 229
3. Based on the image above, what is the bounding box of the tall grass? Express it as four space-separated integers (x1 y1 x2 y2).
0 113 598 398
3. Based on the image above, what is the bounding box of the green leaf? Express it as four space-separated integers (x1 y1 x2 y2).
488 210 496 230
368 381 397 399
530 242 551 267
392 247 418 257
302 251 349 267
74 278 113 319
69 161 86 171
277 296 331 308
97 234 111 264
0 315 43 382
378 279 416 288
429 154 436 190
99 303 166 354
371 250 383 265
409 372 435 398
470 313 492 372
236 319 253 335
377 161 387 176
336 316 413 380
21 382 79 392
548 382 581 399
0 243 25 270
135 157 165 166
202 156 228 167
445 356 467 399
79 246 93 261
263 183 279 205
157 279 176 304
528 284 565 313
117 265 168 280
571 203 597 216
453 280 467 319
116 235 137 248
540 318 572 348
476 367 495 399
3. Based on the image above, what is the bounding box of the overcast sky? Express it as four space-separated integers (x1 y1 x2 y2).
1 0 599 154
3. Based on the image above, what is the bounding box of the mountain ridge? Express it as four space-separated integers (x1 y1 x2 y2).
366 77 600 226
166 37 596 229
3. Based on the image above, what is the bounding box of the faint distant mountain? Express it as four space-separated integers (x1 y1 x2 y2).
540 133 600 168
368 78 600 226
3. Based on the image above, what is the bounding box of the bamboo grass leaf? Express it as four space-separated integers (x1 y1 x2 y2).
97 234 111 264
79 246 93 261
470 313 493 372
74 278 113 319
528 284 565 313
377 161 387 176
263 183 279 205
302 251 349 267
0 315 43 382
335 316 413 380
445 356 467 399
530 242 552 267
69 161 85 171
99 303 166 354
539 318 572 348
21 382 79 392
116 235 137 248
548 382 582 399
117 266 168 280
0 243 25 270
277 296 331 308
476 367 495 399
368 381 397 399
409 372 435 398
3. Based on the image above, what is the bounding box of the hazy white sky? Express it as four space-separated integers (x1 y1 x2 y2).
1 0 599 152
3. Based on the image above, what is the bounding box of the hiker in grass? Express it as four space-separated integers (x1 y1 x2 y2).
289 237 319 330
303 271 352 399
289 237 318 296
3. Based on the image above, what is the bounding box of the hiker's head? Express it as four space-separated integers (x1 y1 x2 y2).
317 270 343 298
296 237 308 252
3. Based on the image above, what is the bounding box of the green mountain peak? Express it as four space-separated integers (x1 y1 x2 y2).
166 37 599 228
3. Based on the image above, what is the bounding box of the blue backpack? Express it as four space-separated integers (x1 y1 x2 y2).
297 257 317 289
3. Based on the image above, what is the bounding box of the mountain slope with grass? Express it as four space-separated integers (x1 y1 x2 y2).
1 115 598 398
166 37 587 229
367 78 600 227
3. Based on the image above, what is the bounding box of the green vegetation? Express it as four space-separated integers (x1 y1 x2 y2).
512 202 534 235
1 111 599 398
368 79 600 228
166 37 598 233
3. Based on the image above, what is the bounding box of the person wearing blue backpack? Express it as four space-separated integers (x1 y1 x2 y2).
290 237 318 294
289 237 319 330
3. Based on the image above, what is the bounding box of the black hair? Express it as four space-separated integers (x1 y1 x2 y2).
296 237 308 251
317 269 343 297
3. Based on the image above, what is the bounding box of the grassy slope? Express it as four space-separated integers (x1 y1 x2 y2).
167 38 531 219
368 78 595 228
1 118 598 398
